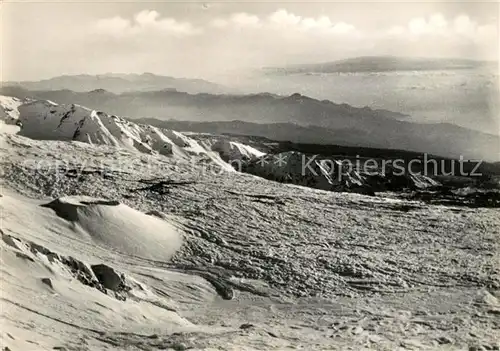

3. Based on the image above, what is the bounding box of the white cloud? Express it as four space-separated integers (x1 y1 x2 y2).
388 13 493 41
407 14 448 35
210 18 229 28
477 24 496 38
269 9 302 27
95 9 491 44
408 17 429 35
5 3 497 82
209 13 260 28
301 16 332 30
380 13 497 60
387 25 406 36
230 12 261 27
208 9 356 35
89 9 496 73
134 9 160 26
95 16 131 35
330 22 356 34
429 13 447 29
453 14 477 36
94 10 202 36
267 9 355 35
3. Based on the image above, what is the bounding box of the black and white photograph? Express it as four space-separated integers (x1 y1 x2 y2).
0 0 499 350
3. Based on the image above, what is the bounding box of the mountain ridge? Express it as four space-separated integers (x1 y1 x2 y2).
2 73 233 95
1 87 497 161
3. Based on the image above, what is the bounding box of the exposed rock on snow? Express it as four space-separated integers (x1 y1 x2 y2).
40 277 54 289
243 151 345 191
367 166 440 190
2 231 108 297
0 95 23 123
242 151 373 193
41 195 183 260
243 151 440 193
91 264 126 291
0 96 24 134
411 187 500 208
211 139 265 162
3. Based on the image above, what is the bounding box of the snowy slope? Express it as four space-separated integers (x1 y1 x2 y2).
0 190 201 350
0 95 23 122
211 139 265 162
0 96 27 135
0 96 25 134
0 95 439 190
18 100 173 155
1 132 499 350
0 96 238 170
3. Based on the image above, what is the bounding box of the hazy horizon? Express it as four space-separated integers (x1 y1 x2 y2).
1 55 497 84
2 1 498 81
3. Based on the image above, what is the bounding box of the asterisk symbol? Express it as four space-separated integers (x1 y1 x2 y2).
274 153 288 167
257 155 269 167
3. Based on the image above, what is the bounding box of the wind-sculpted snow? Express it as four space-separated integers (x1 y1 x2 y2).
42 196 182 260
1 132 499 350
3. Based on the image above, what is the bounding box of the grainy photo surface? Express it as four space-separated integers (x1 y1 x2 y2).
1 1 499 350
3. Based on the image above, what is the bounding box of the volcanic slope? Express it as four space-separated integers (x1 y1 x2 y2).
1 127 499 350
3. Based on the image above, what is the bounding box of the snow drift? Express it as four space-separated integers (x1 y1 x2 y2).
42 196 182 260
0 191 196 351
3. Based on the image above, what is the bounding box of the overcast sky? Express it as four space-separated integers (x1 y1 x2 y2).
1 0 498 81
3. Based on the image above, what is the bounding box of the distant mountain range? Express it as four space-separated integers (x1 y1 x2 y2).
2 86 494 160
2 73 232 94
134 118 499 162
265 56 496 74
0 88 492 160
0 86 410 124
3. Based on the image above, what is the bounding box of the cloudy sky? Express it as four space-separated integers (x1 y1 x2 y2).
1 0 498 81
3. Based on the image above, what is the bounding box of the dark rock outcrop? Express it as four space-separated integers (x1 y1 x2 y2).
91 264 124 291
